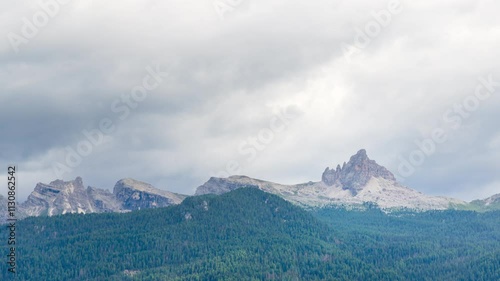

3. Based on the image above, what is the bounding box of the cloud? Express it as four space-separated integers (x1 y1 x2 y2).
1 0 499 201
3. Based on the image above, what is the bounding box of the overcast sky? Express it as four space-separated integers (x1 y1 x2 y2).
1 0 499 201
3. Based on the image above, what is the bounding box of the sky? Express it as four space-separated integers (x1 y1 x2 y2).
1 0 499 201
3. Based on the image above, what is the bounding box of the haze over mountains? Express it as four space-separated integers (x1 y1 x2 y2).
3 149 498 222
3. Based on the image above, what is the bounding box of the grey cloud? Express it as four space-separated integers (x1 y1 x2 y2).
1 0 499 201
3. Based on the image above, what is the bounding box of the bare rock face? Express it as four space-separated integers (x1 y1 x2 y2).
113 178 187 211
17 177 188 219
322 149 396 195
86 186 123 212
195 149 469 211
20 177 121 217
195 176 260 196
10 149 498 219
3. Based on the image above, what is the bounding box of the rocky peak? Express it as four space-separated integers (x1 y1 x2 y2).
322 149 396 194
480 193 500 206
22 177 100 216
18 177 188 218
113 178 186 211
34 177 85 196
195 176 260 196
49 176 83 187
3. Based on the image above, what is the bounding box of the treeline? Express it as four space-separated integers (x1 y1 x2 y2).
0 189 386 280
0 188 498 280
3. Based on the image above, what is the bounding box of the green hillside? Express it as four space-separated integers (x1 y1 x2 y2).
313 206 500 280
0 188 499 280
0 188 386 281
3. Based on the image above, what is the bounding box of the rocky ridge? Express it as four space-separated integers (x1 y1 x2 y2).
3 149 498 222
196 149 468 211
17 177 187 218
321 149 396 195
114 178 187 211
470 193 500 211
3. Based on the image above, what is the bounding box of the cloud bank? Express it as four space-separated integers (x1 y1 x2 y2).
1 0 499 201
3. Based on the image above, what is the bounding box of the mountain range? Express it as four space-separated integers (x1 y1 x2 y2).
3 149 498 221
1 187 499 280
196 149 476 210
0 178 187 222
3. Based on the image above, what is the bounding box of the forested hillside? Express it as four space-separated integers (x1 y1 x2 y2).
0 188 385 281
0 188 499 280
314 206 500 280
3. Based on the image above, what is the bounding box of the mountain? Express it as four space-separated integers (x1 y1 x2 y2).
197 149 467 210
1 188 498 280
114 178 187 210
481 193 500 205
469 193 500 211
10 149 498 219
20 177 121 217
321 149 396 194
0 188 383 280
19 177 187 217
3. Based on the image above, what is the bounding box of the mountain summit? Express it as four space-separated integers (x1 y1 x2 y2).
9 149 497 221
197 149 467 210
19 177 187 217
322 149 396 195
20 177 119 217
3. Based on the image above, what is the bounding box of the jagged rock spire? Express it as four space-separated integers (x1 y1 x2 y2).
321 149 396 194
